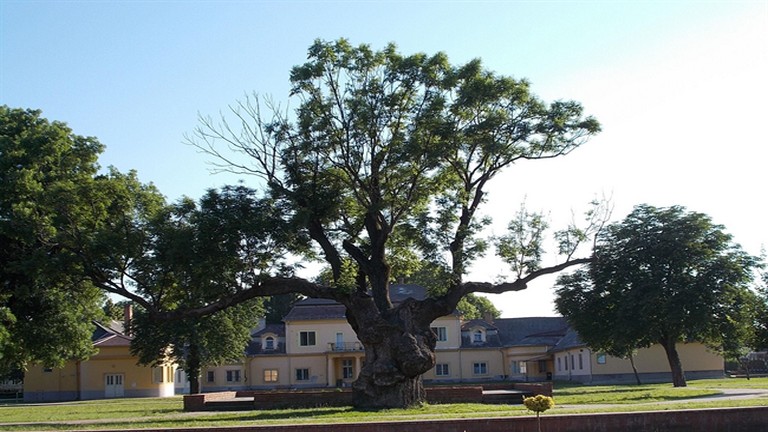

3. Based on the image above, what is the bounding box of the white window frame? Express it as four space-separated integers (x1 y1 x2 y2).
431 326 448 342
299 331 316 346
342 359 354 379
226 369 241 383
296 368 310 381
473 362 488 375
435 363 450 376
264 336 275 350
263 369 279 383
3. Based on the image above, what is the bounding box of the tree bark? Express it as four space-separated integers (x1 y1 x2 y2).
187 342 202 394
628 353 642 385
659 339 687 387
348 295 436 408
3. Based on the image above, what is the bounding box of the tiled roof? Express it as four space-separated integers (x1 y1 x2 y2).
550 326 586 352
252 323 286 338
461 319 497 331
283 301 347 321
492 317 569 347
92 322 132 347
247 323 287 355
283 284 429 321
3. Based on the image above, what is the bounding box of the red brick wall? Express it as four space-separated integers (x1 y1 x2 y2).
88 406 768 432
236 389 355 409
425 385 484 403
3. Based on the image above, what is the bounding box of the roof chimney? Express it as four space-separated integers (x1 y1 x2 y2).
123 303 133 336
482 311 494 325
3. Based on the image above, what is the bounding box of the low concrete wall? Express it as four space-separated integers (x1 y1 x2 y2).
75 406 768 432
183 391 237 411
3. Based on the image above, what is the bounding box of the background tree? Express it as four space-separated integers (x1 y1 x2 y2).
107 186 294 393
753 270 768 351
264 293 302 324
130 301 261 394
0 106 278 389
555 204 759 387
556 270 646 385
187 39 600 408
0 106 108 374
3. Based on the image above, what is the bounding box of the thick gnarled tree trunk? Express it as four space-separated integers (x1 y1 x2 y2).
346 294 437 408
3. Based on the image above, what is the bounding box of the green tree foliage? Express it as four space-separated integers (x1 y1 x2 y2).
555 204 759 387
456 293 501 320
752 271 768 350
1 107 275 389
0 106 107 373
130 300 261 394
108 186 297 393
264 293 302 324
189 39 600 408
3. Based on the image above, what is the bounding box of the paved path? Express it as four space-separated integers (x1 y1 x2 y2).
556 387 768 410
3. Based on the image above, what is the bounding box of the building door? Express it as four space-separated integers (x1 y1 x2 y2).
105 373 125 398
336 332 344 350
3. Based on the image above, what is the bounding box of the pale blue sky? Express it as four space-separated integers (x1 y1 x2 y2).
2 1 766 316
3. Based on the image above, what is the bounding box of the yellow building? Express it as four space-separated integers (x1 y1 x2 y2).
25 284 726 399
23 321 176 402
203 284 725 392
551 327 724 384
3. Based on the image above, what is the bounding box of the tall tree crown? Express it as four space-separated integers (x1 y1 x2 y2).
190 39 601 315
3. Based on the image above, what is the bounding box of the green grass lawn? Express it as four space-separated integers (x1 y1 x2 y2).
0 377 765 431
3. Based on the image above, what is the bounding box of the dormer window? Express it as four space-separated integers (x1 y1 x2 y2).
264 336 275 350
473 329 484 343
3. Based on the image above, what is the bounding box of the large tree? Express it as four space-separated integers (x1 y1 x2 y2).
0 106 108 374
1 107 272 390
184 39 600 408
555 204 759 387
122 187 289 393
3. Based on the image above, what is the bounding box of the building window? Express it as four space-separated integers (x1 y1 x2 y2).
435 363 450 376
473 329 483 343
473 362 488 375
564 355 569 370
264 336 275 350
511 361 527 374
431 326 447 342
538 360 547 373
43 367 53 373
596 353 607 364
226 370 241 383
342 359 354 379
299 331 316 346
557 357 562 371
153 367 166 383
570 354 575 370
206 370 215 383
578 353 584 370
264 369 279 383
296 368 310 381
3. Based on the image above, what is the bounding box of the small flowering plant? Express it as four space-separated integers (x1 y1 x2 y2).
523 394 555 432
